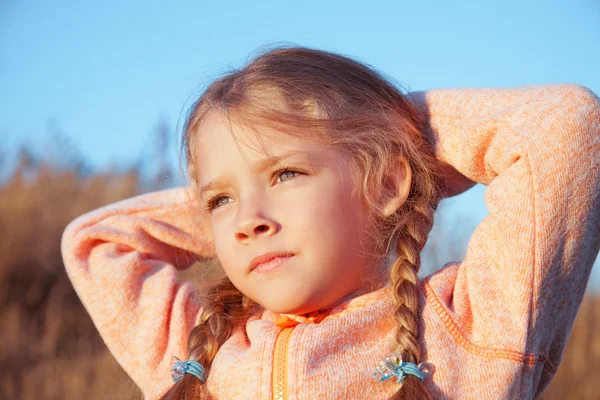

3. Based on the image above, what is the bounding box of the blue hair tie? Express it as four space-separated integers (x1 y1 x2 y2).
171 356 207 384
374 352 427 384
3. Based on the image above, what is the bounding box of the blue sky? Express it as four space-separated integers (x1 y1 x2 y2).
1 0 599 289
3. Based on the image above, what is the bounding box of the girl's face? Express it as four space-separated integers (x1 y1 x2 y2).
194 111 385 315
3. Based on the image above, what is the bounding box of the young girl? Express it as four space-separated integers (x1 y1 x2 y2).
61 47 600 399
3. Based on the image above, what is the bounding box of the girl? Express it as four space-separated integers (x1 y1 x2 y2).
61 47 600 399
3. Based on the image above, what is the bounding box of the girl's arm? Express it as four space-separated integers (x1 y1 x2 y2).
409 84 600 394
61 186 214 399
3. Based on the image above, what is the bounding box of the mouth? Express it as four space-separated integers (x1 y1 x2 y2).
249 252 295 272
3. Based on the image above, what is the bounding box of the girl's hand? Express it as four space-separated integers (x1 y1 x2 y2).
437 160 478 198
406 90 477 198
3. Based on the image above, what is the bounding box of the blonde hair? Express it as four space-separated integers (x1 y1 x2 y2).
161 46 444 399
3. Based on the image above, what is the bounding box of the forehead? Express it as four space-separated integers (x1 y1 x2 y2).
197 110 318 150
192 110 343 182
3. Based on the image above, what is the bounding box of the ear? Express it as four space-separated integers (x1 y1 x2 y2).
380 154 412 218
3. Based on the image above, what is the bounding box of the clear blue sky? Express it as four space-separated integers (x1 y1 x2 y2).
1 0 599 289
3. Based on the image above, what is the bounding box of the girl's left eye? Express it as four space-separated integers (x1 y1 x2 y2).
274 168 302 183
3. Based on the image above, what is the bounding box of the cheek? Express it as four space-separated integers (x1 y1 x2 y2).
211 222 235 271
298 185 365 249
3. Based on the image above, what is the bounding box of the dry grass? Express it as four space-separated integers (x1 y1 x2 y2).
0 152 597 399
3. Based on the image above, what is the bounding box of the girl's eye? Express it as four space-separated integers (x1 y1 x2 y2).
204 168 304 212
203 193 231 212
275 169 301 183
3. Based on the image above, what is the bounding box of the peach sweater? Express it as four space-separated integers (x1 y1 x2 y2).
61 84 600 400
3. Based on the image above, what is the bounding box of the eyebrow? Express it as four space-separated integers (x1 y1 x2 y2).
198 150 312 199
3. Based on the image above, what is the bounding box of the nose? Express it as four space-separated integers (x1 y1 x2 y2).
234 213 278 243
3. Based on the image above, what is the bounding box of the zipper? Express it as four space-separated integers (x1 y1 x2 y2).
272 326 295 400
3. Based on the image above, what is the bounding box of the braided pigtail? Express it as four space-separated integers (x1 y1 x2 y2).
387 205 436 399
384 147 441 399
158 276 257 400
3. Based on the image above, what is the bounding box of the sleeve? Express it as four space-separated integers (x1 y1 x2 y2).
409 84 600 393
60 186 215 399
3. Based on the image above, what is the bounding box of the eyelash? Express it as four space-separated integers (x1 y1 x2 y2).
203 167 305 212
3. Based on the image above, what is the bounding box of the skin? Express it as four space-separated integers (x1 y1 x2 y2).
194 110 411 315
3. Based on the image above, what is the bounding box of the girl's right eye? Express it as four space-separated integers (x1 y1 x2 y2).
204 195 230 212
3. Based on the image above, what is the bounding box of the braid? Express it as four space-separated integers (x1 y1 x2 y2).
387 193 439 400
158 277 257 400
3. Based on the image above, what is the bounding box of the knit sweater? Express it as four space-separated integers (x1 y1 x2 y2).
60 84 600 399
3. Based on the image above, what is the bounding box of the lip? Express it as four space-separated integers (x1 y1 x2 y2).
249 252 294 272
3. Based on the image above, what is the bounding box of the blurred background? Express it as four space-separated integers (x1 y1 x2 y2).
1 0 599 399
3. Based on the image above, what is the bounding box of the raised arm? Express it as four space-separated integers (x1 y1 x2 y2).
409 84 600 394
60 186 214 399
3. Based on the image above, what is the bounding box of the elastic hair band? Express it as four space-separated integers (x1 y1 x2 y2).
171 356 207 384
374 352 427 384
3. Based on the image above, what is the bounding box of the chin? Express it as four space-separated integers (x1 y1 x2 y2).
262 302 302 315
262 297 320 316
